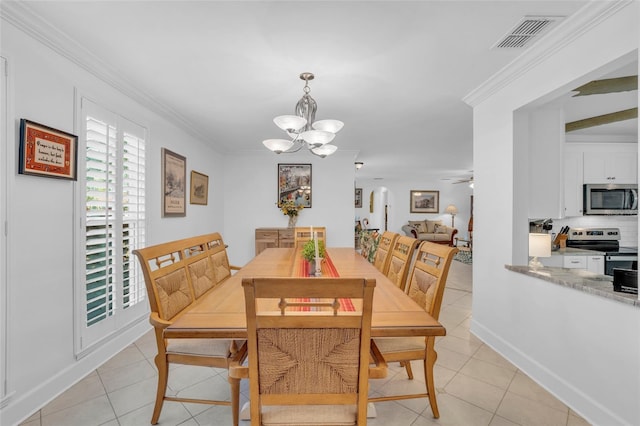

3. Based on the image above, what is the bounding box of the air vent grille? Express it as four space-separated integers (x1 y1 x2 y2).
493 16 563 49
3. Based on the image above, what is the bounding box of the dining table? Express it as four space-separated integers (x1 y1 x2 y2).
164 247 446 340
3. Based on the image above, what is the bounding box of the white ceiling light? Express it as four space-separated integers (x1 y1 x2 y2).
262 72 343 157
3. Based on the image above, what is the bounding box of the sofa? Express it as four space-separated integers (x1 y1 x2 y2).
401 219 457 246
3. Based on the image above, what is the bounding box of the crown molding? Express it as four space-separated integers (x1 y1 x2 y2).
0 1 214 146
463 0 635 107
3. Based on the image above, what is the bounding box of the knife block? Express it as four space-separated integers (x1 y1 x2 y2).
555 234 567 248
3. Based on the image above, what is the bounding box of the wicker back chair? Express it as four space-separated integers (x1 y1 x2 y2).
133 233 246 425
370 241 458 418
385 235 419 292
294 226 327 246
231 277 386 425
372 231 398 274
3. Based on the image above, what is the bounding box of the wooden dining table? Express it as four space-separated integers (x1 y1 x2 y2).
164 247 446 339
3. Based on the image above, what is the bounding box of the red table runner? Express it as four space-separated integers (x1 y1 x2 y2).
292 250 355 312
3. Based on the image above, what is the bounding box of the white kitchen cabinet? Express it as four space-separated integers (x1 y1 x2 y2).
563 149 584 217
583 151 637 184
586 255 605 275
563 256 587 269
527 108 564 219
540 255 563 268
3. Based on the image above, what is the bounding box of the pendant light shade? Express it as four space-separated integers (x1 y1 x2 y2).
273 115 307 133
262 139 294 154
312 119 344 133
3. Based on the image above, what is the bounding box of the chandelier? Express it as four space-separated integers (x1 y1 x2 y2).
263 72 343 158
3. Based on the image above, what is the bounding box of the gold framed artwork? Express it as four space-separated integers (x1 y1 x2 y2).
162 148 186 217
410 190 439 213
18 119 78 180
190 170 209 205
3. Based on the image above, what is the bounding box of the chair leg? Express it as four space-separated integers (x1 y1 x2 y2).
402 361 414 380
152 355 168 424
229 376 240 426
425 339 439 418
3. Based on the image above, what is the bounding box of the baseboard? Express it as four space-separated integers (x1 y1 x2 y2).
1 320 150 426
470 319 629 426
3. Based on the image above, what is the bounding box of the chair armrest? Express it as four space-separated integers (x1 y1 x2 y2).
230 265 241 271
150 312 172 329
449 228 458 245
369 340 388 379
228 342 249 379
401 225 418 238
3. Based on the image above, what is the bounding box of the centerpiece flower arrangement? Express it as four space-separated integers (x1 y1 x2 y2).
279 199 304 227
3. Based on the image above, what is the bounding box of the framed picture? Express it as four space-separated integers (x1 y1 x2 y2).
278 163 312 208
410 190 439 213
162 148 186 217
355 187 363 208
18 119 78 180
190 170 209 205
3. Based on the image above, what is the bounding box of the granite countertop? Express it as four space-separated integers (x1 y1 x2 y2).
550 247 606 256
506 265 639 308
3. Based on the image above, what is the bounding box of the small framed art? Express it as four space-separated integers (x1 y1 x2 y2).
18 119 78 180
162 148 186 217
190 170 209 205
410 190 439 213
355 188 363 208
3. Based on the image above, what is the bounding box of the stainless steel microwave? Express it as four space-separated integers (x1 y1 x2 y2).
583 184 638 215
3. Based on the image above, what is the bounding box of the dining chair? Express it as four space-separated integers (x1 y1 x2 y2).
230 277 387 426
384 235 419 292
372 231 398 274
370 241 458 418
294 226 326 246
133 234 247 426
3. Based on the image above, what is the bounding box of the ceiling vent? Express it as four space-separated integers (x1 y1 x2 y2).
493 16 563 49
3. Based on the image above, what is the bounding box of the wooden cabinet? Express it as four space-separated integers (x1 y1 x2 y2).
583 151 637 184
255 228 294 255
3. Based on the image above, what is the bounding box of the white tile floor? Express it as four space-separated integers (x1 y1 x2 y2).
20 261 592 426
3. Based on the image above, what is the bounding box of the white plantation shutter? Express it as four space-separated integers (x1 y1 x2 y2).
77 98 147 353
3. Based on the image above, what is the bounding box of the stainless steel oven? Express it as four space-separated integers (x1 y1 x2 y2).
566 228 638 277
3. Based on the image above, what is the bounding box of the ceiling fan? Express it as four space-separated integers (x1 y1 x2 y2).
453 176 473 184
453 175 474 188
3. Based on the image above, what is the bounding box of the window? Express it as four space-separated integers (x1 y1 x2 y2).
76 98 147 354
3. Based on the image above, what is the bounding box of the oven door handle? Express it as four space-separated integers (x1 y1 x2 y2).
606 255 638 261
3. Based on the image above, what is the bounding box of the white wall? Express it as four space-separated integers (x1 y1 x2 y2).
467 2 639 425
0 21 227 426
222 150 358 266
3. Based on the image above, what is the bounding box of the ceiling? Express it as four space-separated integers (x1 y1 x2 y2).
9 1 634 181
